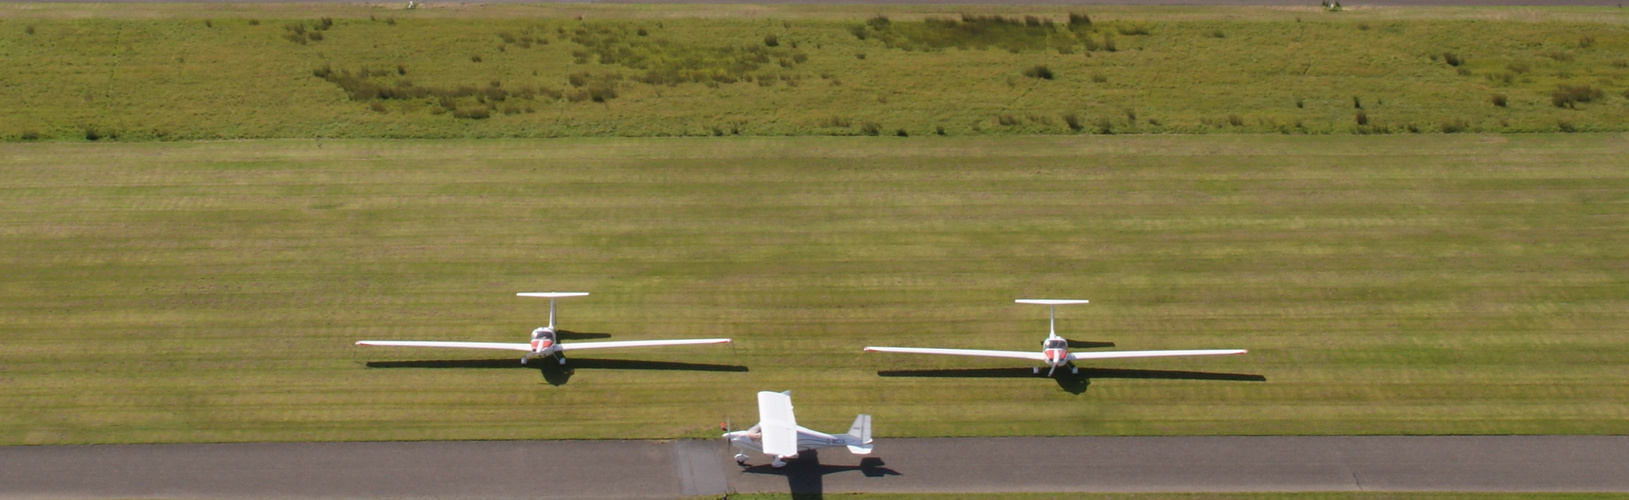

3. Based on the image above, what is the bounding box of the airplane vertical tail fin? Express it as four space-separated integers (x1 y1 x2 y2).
846 413 873 454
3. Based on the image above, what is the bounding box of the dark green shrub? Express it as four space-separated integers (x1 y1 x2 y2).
1353 96 1362 109
1440 118 1469 133
861 122 882 136
1490 94 1507 107
1442 52 1462 67
896 128 909 137
1227 114 1244 127
1551 84 1602 108
1068 13 1091 28
1091 73 1107 83
19 131 41 141
369 102 386 113
1023 65 1054 80
1063 113 1083 131
764 34 779 47
1557 120 1577 133
26 25 36 35
1355 111 1368 126
1095 117 1114 134
998 114 1020 126
470 54 482 63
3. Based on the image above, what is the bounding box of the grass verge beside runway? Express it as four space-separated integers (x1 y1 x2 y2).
2 134 1627 445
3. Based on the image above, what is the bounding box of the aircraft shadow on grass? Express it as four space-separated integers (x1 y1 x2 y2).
740 449 900 499
364 358 748 386
876 366 1266 395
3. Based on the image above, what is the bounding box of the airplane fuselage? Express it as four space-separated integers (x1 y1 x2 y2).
725 427 849 457
521 327 563 364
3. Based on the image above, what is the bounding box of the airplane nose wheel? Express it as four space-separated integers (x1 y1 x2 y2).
771 457 787 468
734 453 748 465
1071 366 1079 375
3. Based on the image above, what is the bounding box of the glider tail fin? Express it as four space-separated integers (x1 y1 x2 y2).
846 413 873 454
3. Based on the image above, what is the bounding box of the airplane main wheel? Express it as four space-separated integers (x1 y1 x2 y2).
520 358 528 365
557 357 567 365
734 454 748 464
1071 366 1079 375
1032 367 1041 375
771 458 787 468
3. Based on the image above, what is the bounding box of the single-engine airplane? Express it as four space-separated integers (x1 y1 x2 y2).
724 391 873 468
864 299 1247 377
356 292 731 365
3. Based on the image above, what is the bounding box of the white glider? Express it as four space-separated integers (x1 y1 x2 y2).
356 292 730 365
724 391 873 468
865 299 1246 377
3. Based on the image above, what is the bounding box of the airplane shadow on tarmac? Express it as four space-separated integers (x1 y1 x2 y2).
364 358 748 386
876 367 1266 395
741 449 901 500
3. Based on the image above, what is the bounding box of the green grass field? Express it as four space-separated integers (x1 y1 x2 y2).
4 4 1629 141
3 134 1626 445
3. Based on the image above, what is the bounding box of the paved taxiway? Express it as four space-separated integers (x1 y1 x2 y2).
4 436 1627 498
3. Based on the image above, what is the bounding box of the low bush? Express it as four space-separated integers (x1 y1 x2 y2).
1023 65 1054 80
1095 117 1114 134
1442 52 1462 67
452 106 490 119
1490 94 1507 107
1551 84 1602 108
1440 118 1469 133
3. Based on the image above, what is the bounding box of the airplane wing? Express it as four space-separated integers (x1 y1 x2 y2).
757 391 799 457
1068 349 1247 361
354 340 532 351
864 346 1047 361
559 338 731 351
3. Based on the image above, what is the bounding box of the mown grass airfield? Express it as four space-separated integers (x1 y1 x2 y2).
2 3 1628 451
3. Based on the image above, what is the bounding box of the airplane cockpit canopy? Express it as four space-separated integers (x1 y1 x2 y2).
532 328 555 341
1043 338 1068 350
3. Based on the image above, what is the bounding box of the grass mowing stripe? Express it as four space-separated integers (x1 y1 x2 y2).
1 134 1626 444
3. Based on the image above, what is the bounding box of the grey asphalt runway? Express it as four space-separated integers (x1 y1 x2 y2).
4 436 1627 498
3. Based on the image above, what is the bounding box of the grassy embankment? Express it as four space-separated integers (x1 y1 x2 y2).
2 4 1629 140
2 134 1626 445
